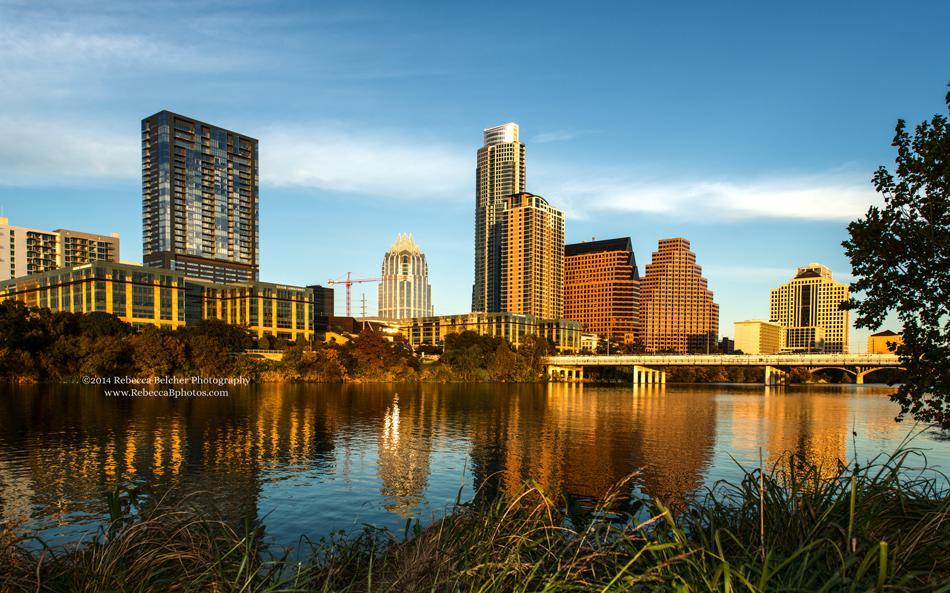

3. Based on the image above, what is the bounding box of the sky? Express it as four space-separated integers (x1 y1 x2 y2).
1 0 947 351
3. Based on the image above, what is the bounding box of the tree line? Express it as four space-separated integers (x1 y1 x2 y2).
0 301 554 383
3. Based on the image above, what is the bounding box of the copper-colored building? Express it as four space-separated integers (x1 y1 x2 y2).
564 238 640 341
497 193 564 320
638 238 719 353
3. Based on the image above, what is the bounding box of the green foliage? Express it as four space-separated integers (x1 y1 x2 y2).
3 446 947 592
434 331 549 382
843 84 950 428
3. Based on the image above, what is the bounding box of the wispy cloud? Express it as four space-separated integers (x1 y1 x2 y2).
0 117 138 184
533 130 581 144
260 125 470 197
0 112 880 224
546 170 879 222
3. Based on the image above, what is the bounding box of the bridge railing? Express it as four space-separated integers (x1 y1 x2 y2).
542 354 901 367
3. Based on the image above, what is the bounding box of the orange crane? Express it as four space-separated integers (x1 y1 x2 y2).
327 272 381 318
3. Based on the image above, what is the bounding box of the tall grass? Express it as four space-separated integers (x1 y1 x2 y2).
2 446 948 592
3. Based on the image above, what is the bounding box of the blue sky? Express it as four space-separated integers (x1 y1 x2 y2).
1 0 947 350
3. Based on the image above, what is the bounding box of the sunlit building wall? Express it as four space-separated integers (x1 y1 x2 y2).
196 281 314 342
498 193 564 320
0 261 186 329
0 216 119 282
473 122 526 313
867 330 902 354
142 111 259 283
0 261 314 340
378 233 433 321
769 263 849 353
637 238 719 353
733 320 782 354
564 237 640 341
399 312 580 353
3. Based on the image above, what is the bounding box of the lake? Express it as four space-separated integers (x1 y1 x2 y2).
1 383 947 551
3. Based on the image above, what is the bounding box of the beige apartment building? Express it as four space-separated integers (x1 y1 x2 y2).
497 192 564 320
769 263 850 353
733 320 782 354
0 216 119 281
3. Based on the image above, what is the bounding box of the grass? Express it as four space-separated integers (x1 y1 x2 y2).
1 445 948 592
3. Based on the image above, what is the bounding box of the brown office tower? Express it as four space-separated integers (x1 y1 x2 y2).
497 193 564 319
564 238 639 341
142 111 259 283
638 238 718 353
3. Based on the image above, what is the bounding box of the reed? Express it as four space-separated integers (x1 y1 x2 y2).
2 444 947 592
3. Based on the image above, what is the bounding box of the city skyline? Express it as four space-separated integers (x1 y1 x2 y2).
1 0 944 349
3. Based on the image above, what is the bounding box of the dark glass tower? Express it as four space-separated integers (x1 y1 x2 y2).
142 111 259 283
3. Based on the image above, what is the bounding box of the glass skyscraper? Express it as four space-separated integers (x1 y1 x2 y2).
141 111 259 283
472 122 525 312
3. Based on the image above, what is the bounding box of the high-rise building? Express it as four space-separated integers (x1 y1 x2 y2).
734 320 782 354
0 216 119 281
769 263 849 353
472 122 526 312
564 237 640 341
638 238 719 353
497 193 564 320
377 233 433 320
141 111 259 283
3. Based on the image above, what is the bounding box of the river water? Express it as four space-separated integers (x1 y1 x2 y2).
0 383 947 550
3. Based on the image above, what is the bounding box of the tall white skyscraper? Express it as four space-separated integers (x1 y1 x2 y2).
472 122 526 312
378 233 433 320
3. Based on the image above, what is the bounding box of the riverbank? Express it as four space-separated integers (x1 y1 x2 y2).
3 447 947 592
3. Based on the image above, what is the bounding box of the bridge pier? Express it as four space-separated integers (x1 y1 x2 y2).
632 365 666 385
764 365 788 386
548 366 584 382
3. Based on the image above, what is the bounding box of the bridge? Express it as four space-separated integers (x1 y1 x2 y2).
241 349 286 361
543 353 902 385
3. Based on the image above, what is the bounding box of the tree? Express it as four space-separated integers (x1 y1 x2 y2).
842 85 949 428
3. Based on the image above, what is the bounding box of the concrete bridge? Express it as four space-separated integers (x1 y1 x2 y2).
543 353 902 385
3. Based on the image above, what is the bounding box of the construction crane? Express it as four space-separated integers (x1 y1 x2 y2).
327 272 381 318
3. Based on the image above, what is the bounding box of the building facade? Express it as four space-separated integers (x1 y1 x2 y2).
497 193 564 319
195 281 314 342
769 263 849 353
377 233 433 320
472 122 526 313
0 261 185 329
733 320 782 354
638 238 719 353
868 330 902 354
142 111 259 283
564 237 640 341
0 261 314 341
0 217 119 282
399 312 580 353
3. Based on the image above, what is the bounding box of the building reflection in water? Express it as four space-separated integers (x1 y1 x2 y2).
0 382 918 549
377 393 433 516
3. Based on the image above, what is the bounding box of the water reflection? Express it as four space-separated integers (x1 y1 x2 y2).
0 383 941 549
